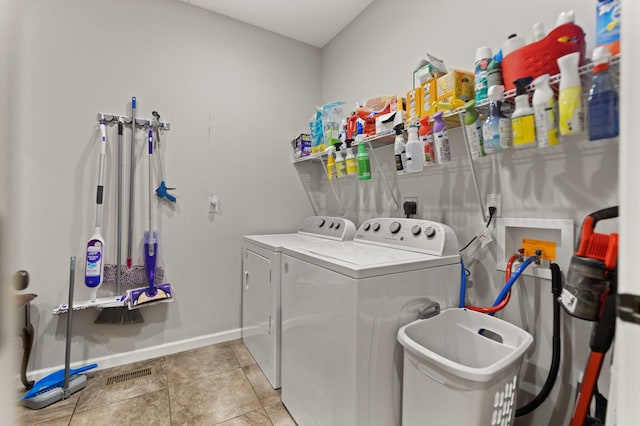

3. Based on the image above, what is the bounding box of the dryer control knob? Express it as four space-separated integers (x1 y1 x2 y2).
372 223 381 232
363 223 371 231
390 221 401 234
318 219 326 227
424 226 436 238
335 222 341 230
329 222 335 228
411 225 422 236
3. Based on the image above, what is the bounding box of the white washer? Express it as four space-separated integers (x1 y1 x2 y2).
281 218 461 426
242 216 356 389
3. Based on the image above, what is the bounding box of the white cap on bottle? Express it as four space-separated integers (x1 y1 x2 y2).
502 34 525 58
488 85 505 101
556 10 575 26
475 46 493 62
592 46 611 64
532 22 546 42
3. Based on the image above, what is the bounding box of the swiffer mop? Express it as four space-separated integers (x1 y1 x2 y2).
152 111 176 203
53 120 128 315
127 128 173 309
22 257 95 409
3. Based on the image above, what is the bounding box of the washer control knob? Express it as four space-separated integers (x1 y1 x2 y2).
424 226 436 238
329 221 335 229
363 223 371 231
335 222 341 230
411 225 422 236
390 221 401 234
318 219 326 228
372 223 381 232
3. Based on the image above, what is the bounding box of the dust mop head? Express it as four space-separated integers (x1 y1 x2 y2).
127 283 173 309
103 264 164 287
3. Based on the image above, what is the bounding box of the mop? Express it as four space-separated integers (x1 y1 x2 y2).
53 120 128 315
127 128 173 309
21 257 95 409
95 118 144 324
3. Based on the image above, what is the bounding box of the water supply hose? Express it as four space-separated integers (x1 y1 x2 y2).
516 262 562 417
466 253 520 314
490 255 538 307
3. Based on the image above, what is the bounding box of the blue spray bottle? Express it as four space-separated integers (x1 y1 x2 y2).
588 46 618 140
482 85 512 154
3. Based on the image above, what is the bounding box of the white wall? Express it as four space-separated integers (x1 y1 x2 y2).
12 0 318 372
320 1 618 425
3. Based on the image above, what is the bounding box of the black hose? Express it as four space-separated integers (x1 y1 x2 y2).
516 263 562 417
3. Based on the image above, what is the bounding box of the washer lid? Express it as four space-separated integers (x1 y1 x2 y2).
282 241 460 279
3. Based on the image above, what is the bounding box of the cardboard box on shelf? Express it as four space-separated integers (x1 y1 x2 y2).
420 80 438 117
406 87 423 120
436 69 474 111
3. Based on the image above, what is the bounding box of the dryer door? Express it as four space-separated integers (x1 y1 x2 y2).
243 249 272 336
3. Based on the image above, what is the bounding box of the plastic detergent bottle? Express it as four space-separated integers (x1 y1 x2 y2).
487 51 503 93
596 0 620 56
355 121 371 181
532 74 560 147
419 116 436 165
463 100 485 159
345 143 357 176
432 111 451 164
511 77 536 149
394 128 406 175
482 85 512 153
557 52 584 136
326 146 337 181
474 46 492 105
404 125 424 173
335 145 346 177
588 46 619 141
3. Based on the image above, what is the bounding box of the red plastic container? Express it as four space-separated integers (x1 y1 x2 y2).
501 24 586 91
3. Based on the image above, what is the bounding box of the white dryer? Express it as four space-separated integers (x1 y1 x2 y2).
280 218 461 426
242 216 356 389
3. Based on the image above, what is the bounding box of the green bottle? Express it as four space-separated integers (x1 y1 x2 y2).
464 100 485 159
355 121 371 180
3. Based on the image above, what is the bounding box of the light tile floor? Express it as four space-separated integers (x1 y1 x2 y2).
16 340 297 426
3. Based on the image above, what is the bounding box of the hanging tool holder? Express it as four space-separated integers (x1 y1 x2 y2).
96 100 171 290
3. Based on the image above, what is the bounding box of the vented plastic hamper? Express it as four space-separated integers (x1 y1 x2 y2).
397 308 533 426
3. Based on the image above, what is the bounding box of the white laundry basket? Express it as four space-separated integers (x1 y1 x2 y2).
397 308 533 426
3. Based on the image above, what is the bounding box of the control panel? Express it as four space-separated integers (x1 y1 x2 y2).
298 216 357 241
355 218 459 256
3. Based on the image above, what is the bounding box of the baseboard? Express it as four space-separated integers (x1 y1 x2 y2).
21 328 241 385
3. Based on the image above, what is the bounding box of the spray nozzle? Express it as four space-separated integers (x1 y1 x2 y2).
488 84 505 101
514 77 533 96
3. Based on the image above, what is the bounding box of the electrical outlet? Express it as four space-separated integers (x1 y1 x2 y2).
486 193 502 218
402 196 418 216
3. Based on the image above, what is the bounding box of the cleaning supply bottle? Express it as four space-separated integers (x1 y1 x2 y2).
511 77 537 149
463 100 485 159
335 145 346 177
482 85 512 154
557 52 584 136
588 46 619 140
404 125 424 173
419 116 436 165
532 74 560 147
502 34 525 59
394 128 406 175
326 146 337 181
355 120 371 181
432 111 451 164
487 51 503 94
345 142 357 176
474 46 492 105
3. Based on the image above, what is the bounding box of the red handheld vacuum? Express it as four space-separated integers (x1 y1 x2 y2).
561 207 618 426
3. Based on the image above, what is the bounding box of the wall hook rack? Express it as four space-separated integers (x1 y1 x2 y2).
96 112 170 130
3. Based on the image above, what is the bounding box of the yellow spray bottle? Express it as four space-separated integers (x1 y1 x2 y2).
326 146 337 181
557 52 584 136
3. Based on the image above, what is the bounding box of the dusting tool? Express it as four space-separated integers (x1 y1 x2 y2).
95 119 144 324
127 128 173 309
22 257 95 409
152 110 176 203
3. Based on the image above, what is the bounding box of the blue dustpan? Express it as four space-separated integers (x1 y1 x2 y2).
21 363 97 400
